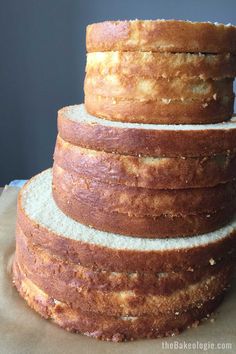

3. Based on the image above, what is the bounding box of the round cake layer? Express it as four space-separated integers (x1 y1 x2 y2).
16 225 235 295
86 52 236 80
53 164 236 217
86 20 236 53
17 169 236 272
12 260 225 341
84 75 233 101
54 136 236 189
85 94 234 125
58 105 236 157
14 256 232 316
52 175 234 238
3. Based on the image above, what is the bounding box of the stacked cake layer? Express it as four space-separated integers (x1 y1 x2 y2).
85 20 236 124
13 170 236 341
13 20 236 342
53 105 236 237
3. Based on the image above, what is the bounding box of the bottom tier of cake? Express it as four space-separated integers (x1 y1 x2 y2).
12 169 236 341
13 260 226 342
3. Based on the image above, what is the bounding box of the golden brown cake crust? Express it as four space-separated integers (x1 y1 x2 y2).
85 94 234 124
16 193 236 273
86 20 236 54
12 259 226 342
14 255 232 316
84 75 233 101
86 52 236 80
54 137 236 189
53 165 236 217
58 106 236 158
52 182 234 238
16 226 236 296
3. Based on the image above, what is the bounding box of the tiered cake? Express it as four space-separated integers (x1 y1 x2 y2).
13 20 236 342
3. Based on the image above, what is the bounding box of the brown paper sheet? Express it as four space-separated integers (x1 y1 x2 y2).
0 186 235 354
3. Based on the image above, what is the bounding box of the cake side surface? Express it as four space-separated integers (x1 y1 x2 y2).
58 104 236 157
86 20 236 53
17 170 236 272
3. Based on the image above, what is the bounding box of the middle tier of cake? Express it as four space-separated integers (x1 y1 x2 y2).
52 104 236 238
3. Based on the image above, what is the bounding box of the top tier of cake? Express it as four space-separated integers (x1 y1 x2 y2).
86 20 236 53
84 20 236 124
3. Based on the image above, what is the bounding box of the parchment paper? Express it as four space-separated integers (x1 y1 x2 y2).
0 186 235 354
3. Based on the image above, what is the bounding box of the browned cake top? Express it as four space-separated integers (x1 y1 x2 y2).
86 20 236 53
